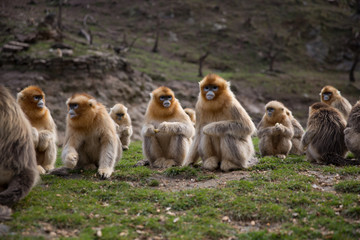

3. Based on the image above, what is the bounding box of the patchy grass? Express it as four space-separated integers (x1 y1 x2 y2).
4 139 360 239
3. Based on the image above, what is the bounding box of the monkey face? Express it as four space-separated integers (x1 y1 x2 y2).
266 107 275 117
203 85 219 100
159 95 173 108
116 113 125 120
68 103 79 119
322 92 332 101
33 95 45 108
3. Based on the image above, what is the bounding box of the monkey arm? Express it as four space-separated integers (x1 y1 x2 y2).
120 126 132 137
141 124 156 137
257 127 274 138
61 133 82 169
37 130 55 152
158 122 195 139
31 127 39 148
203 120 255 137
300 130 316 150
98 134 119 179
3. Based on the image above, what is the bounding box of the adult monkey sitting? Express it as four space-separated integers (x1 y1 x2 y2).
184 74 256 171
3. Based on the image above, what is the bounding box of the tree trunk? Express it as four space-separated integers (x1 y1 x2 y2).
58 0 62 30
152 28 159 53
349 51 359 82
198 51 210 77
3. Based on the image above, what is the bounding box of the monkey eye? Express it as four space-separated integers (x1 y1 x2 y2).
167 96 172 100
69 103 78 109
160 96 165 101
116 113 124 117
213 86 218 91
267 107 274 111
324 92 332 95
34 95 42 101
204 86 210 91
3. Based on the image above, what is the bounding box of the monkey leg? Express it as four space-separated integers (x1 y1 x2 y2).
121 135 131 151
275 138 292 156
42 141 57 171
199 134 220 171
143 136 166 168
166 135 190 166
0 167 37 207
259 136 275 156
305 145 321 163
220 136 254 171
289 138 303 155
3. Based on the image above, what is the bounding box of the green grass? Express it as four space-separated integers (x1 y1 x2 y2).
5 139 360 239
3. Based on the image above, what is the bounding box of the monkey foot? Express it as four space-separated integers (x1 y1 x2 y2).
43 164 55 171
202 157 219 171
37 165 46 174
97 168 113 180
122 146 129 151
220 160 241 172
275 154 286 159
64 153 78 169
152 158 176 168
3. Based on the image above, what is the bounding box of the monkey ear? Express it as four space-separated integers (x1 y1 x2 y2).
337 90 341 95
16 92 23 101
88 99 97 107
150 93 153 98
124 106 128 111
66 98 71 105
319 92 322 96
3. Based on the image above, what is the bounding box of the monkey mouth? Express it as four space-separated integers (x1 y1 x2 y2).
37 102 44 108
206 92 215 100
163 100 171 108
69 112 77 118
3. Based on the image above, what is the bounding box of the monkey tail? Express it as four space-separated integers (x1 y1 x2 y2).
322 153 360 166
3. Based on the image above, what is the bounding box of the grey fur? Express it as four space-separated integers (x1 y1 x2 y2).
0 86 39 206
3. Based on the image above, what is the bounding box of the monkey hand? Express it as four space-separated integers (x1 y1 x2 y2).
64 152 78 169
37 134 52 152
144 125 156 136
158 122 170 133
202 124 217 136
122 127 131 136
274 123 285 133
97 168 113 180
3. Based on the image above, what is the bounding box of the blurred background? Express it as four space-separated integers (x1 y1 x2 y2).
0 0 359 143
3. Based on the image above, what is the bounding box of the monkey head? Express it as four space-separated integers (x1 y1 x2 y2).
264 101 287 124
109 103 128 124
320 85 341 104
152 86 175 109
309 102 330 116
145 86 180 120
66 93 98 128
199 74 229 101
17 86 46 116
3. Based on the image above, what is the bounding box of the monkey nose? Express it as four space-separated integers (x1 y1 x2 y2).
37 101 44 108
323 95 330 101
206 91 215 100
163 100 171 108
69 110 77 118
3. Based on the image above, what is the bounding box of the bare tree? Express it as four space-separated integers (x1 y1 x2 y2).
152 15 161 53
80 14 95 45
198 51 210 77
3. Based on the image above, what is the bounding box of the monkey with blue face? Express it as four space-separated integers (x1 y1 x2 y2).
109 103 133 151
141 86 195 168
320 85 352 120
257 101 294 159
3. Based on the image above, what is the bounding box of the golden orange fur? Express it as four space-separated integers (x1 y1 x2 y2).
141 86 194 168
109 103 133 150
17 86 57 174
320 85 352 119
185 74 256 171
257 101 294 158
62 93 122 179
